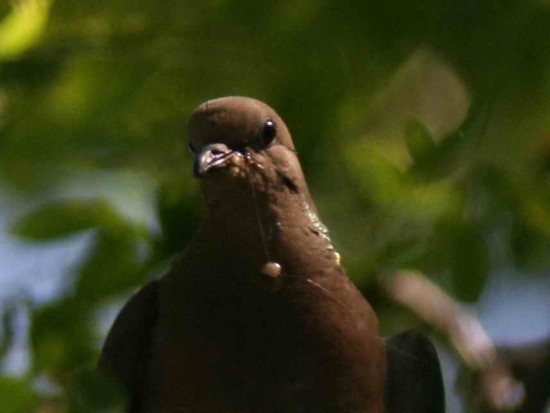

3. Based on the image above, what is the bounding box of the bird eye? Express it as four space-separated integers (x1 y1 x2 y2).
260 118 277 148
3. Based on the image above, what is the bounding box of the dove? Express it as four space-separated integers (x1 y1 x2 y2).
99 96 445 413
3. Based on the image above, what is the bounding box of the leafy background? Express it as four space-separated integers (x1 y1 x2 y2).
0 0 549 412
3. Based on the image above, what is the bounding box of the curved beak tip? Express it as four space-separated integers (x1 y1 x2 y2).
193 143 234 178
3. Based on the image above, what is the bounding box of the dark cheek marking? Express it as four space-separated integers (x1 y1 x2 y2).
277 171 299 193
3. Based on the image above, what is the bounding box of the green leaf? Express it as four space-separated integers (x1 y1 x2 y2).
0 377 35 413
0 303 17 359
405 120 436 164
410 128 469 180
156 179 202 256
409 100 493 181
0 0 51 61
69 370 127 413
74 227 146 302
451 224 490 302
12 199 125 241
511 219 550 272
30 298 96 376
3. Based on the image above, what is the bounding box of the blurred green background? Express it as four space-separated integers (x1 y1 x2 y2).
0 0 549 412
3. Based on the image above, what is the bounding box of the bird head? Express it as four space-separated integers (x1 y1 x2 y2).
188 96 308 203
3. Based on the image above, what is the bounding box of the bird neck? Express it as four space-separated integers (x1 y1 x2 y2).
192 181 340 279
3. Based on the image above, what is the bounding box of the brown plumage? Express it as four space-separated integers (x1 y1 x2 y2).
99 96 444 413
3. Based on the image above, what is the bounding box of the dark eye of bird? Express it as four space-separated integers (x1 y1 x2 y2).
260 118 277 148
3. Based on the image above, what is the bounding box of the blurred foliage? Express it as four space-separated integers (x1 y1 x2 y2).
0 0 549 411
0 0 51 61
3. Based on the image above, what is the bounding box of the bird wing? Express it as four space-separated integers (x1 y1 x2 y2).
98 280 160 412
385 330 446 413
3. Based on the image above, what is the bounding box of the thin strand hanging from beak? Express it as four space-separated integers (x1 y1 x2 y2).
244 150 283 279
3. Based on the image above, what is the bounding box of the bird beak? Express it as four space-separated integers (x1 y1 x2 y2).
194 143 236 178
